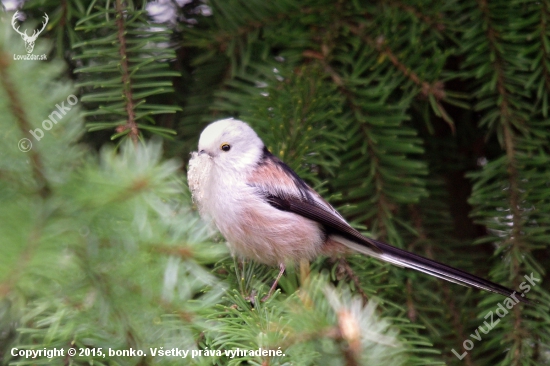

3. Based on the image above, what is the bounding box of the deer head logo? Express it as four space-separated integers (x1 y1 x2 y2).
11 11 49 54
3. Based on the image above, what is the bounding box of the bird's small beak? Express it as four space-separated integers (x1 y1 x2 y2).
199 149 212 157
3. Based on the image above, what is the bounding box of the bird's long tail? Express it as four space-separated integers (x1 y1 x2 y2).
334 235 531 304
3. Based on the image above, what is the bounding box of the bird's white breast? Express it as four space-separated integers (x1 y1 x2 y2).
188 153 324 265
188 151 214 219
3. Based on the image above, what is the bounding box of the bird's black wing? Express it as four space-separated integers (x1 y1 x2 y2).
263 191 531 305
264 193 383 254
252 148 531 304
252 148 383 255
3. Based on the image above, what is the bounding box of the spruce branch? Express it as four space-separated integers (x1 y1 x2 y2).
115 0 138 143
78 250 142 350
346 22 454 131
462 10 550 358
540 2 550 97
3 1 545 364
364 126 392 239
387 0 445 32
439 281 474 366
213 12 290 47
476 4 527 360
60 0 68 27
0 54 50 198
406 205 426 323
346 23 446 100
405 280 416 322
74 2 180 143
0 224 42 298
408 201 474 366
336 258 370 304
299 56 397 237
476 0 525 249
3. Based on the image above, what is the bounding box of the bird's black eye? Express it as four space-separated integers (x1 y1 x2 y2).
220 143 231 152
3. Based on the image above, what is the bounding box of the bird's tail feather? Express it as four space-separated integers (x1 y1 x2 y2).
333 235 531 305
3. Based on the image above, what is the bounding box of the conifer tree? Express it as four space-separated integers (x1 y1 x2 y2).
1 1 549 365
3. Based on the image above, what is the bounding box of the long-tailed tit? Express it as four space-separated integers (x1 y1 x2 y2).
188 118 529 303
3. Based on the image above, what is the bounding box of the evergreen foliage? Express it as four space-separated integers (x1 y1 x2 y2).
1 1 550 365
73 0 181 143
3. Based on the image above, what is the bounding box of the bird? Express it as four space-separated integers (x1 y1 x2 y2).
187 118 530 304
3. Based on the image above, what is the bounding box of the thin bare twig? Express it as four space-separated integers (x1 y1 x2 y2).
115 0 138 143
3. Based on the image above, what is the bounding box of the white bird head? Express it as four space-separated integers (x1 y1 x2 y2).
197 118 264 172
